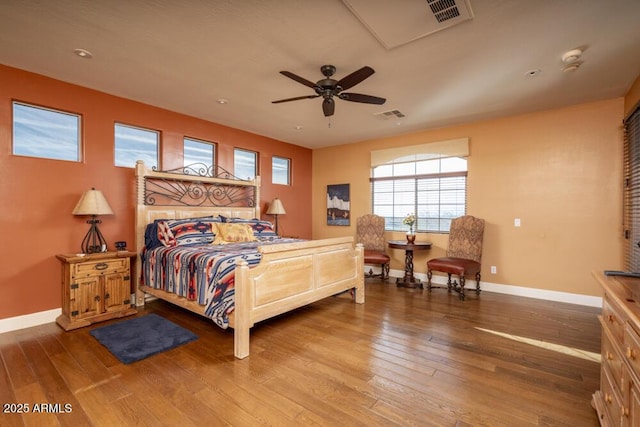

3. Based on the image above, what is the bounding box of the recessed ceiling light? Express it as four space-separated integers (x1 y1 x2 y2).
525 69 541 77
74 48 93 59
216 98 229 104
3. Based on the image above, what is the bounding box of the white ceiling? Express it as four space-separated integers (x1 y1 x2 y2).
1 0 639 149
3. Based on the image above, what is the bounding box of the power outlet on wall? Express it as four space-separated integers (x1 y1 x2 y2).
490 266 497 274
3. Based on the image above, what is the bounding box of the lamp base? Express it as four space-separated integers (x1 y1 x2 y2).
81 217 108 254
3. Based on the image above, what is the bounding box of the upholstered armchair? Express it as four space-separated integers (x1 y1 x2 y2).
356 214 390 281
426 215 485 300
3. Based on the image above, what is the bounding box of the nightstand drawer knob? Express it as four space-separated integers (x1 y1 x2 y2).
95 263 108 270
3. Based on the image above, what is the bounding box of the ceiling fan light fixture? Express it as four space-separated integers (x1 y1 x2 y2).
272 64 385 117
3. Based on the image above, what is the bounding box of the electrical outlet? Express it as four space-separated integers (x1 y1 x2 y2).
514 218 521 227
490 266 497 274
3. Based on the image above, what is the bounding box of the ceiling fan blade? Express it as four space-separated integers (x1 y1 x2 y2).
280 71 317 88
272 94 320 104
322 98 335 117
339 92 386 105
336 66 375 90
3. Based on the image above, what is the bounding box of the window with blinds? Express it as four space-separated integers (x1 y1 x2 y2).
371 156 467 233
624 105 640 271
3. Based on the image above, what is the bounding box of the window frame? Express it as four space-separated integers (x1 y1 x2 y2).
233 148 258 180
114 122 160 169
183 136 216 175
272 155 291 185
371 156 468 233
12 101 82 162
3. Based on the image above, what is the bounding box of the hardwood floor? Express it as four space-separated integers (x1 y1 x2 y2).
1 280 601 426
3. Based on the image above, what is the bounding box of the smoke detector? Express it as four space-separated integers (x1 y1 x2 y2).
562 49 583 64
561 48 584 72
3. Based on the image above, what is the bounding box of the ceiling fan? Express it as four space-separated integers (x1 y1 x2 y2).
272 65 386 117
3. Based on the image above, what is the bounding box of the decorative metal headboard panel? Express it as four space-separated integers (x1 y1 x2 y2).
141 163 257 208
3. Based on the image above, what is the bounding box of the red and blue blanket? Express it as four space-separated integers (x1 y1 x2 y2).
141 239 300 328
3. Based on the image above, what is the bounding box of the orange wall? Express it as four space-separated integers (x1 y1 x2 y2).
0 65 312 320
313 98 624 298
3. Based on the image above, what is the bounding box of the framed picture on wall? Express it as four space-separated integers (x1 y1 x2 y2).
327 184 350 226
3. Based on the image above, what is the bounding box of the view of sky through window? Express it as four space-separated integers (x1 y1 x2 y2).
234 148 257 180
12 102 80 162
272 156 290 185
114 123 158 168
184 137 214 172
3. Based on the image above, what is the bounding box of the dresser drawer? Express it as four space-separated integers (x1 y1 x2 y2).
601 364 625 426
73 258 129 277
602 323 625 394
625 324 640 383
604 295 626 345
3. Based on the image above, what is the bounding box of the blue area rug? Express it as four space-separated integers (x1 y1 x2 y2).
90 314 198 364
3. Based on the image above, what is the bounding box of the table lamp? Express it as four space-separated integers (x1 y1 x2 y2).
266 198 286 235
72 188 114 253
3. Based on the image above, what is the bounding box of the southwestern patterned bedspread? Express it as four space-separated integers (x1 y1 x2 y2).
140 216 301 328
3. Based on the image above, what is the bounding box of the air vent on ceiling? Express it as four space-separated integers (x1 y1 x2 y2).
374 109 406 120
342 0 474 49
427 0 462 23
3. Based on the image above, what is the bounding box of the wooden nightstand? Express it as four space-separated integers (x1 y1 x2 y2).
56 251 138 331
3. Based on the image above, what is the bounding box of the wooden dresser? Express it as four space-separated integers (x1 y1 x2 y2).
593 271 640 426
56 251 137 331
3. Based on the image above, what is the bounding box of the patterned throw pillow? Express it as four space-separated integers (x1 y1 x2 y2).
165 216 220 246
156 220 177 247
228 218 278 240
212 223 257 244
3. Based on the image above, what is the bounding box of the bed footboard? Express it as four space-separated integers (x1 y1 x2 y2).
232 237 364 359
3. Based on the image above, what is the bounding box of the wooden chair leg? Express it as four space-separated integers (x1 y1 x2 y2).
459 275 466 300
427 269 433 291
446 273 453 292
383 263 390 282
475 272 481 294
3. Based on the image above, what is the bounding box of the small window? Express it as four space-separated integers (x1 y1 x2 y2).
184 137 215 173
272 156 291 185
12 101 81 162
114 123 159 169
234 148 257 180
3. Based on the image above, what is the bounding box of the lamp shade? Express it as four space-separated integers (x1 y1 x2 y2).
266 198 286 215
72 188 114 216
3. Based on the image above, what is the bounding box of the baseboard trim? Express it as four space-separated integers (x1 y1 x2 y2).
0 308 61 335
389 269 602 308
0 272 602 335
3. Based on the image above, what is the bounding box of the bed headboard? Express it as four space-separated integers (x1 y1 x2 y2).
134 160 261 256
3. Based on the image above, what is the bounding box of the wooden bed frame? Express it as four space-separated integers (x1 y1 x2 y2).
134 160 364 359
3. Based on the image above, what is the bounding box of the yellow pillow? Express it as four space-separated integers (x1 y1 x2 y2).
212 222 257 244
